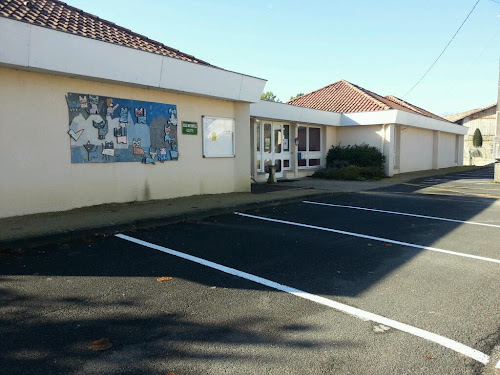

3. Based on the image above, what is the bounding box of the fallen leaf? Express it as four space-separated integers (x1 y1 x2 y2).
209 286 217 289
166 372 179 375
458 354 468 358
425 355 435 359
384 243 392 247
89 338 112 351
157 277 173 282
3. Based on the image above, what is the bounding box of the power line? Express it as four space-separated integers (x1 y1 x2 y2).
402 0 481 98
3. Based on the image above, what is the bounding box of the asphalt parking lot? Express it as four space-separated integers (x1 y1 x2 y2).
1 167 499 375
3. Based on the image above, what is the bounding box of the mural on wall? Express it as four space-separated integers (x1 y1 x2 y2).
66 93 178 164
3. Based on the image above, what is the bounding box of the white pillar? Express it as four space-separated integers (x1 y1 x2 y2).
234 102 251 191
292 123 299 177
383 124 395 177
432 130 440 170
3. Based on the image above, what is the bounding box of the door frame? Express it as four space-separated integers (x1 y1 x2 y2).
254 119 292 179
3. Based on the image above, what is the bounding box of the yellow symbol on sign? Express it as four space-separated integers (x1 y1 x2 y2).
212 132 217 141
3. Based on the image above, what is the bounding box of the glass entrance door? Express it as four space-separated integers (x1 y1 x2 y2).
256 120 291 180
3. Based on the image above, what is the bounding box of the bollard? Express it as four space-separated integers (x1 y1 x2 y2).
267 165 277 184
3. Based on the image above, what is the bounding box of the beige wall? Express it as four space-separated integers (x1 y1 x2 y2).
399 126 434 173
0 67 251 218
438 132 457 168
462 107 496 165
337 125 384 149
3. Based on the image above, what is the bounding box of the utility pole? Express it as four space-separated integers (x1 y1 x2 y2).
495 60 500 182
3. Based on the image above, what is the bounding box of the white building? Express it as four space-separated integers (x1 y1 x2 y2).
0 0 467 218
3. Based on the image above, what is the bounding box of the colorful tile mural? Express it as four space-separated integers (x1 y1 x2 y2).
66 93 178 164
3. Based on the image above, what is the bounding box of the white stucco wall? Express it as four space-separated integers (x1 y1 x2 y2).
399 127 434 173
438 132 458 168
325 126 338 150
0 67 251 218
336 125 384 149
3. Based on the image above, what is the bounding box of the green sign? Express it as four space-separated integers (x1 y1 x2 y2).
182 121 198 135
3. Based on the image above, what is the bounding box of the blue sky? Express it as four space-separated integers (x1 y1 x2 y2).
66 0 499 116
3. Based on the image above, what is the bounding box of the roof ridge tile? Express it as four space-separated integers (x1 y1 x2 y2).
341 80 390 111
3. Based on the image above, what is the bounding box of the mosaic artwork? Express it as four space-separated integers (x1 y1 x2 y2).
66 93 178 164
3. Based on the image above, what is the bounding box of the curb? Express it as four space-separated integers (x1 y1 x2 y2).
0 191 335 250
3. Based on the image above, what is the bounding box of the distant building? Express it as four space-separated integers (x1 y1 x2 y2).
446 104 497 166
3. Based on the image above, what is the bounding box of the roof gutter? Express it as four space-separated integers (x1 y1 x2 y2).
0 17 267 103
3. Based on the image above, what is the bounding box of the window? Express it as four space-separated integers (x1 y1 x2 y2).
264 123 271 153
297 125 322 168
283 125 290 152
309 128 321 151
256 120 260 152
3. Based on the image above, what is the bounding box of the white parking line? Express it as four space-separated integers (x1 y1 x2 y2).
496 359 500 368
115 233 490 365
234 212 500 265
302 201 500 228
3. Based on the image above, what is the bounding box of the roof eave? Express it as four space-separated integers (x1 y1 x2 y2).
0 17 267 102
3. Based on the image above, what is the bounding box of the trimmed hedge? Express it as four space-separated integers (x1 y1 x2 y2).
313 143 386 181
326 143 385 169
472 128 483 148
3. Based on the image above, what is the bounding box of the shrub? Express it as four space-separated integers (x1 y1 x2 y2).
326 143 385 170
472 128 483 148
313 143 386 181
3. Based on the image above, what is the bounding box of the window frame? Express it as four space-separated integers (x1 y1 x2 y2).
297 125 323 169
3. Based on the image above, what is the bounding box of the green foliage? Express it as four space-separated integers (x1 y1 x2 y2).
313 143 386 181
472 128 483 147
312 166 385 181
326 143 385 169
289 93 304 100
261 91 281 102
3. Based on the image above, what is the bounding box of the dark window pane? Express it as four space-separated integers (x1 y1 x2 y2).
283 159 290 168
274 128 282 153
264 123 271 153
256 123 260 152
309 158 321 166
275 159 282 172
309 127 321 151
298 159 307 167
283 125 290 151
298 127 307 151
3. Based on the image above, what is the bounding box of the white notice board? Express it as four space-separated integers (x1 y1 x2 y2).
202 116 235 158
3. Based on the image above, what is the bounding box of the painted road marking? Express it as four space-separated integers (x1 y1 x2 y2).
115 233 490 365
234 212 500 265
496 359 500 368
302 201 500 228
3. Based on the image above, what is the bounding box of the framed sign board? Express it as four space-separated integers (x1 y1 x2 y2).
182 121 198 135
202 116 235 158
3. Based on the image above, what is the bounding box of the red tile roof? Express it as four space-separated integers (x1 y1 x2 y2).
288 80 449 122
0 0 211 66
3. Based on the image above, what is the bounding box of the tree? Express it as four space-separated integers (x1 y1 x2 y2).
472 128 483 147
261 91 281 102
289 93 304 100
